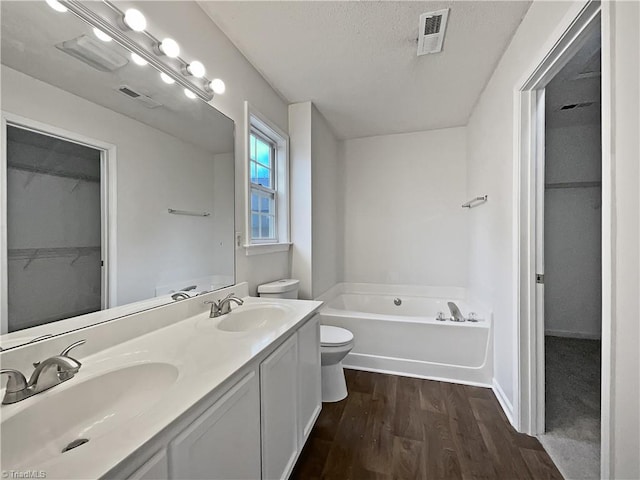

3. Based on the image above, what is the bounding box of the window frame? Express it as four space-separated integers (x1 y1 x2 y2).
244 102 290 255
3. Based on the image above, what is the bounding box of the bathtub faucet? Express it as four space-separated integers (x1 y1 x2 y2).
447 302 466 322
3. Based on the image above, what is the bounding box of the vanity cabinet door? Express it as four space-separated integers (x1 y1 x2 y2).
297 315 322 446
168 371 261 480
260 334 299 480
128 449 168 480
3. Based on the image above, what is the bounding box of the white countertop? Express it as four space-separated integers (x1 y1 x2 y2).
0 295 322 479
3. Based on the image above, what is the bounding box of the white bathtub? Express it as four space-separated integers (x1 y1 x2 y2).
317 283 493 386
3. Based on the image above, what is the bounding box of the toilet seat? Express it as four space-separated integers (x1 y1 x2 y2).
320 325 354 347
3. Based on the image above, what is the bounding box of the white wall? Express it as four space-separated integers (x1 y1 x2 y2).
212 152 236 282
289 102 341 299
311 106 341 298
544 124 602 338
2 66 224 307
289 102 313 299
135 1 292 294
342 127 468 287
465 1 577 409
606 1 639 477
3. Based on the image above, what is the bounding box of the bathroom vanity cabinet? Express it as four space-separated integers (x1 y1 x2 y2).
169 371 262 480
121 314 321 480
261 336 299 480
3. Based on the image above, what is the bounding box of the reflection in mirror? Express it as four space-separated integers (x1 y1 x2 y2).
0 1 235 349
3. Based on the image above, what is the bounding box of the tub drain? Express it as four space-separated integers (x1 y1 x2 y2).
62 438 89 453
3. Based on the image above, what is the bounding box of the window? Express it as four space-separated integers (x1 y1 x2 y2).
245 102 290 254
249 130 276 242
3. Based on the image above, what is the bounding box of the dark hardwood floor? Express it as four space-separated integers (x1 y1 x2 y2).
291 370 563 480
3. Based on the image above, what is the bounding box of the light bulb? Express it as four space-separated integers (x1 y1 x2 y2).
123 9 146 32
93 28 112 42
209 78 226 95
159 38 180 58
45 0 67 13
131 53 148 66
184 89 197 100
186 61 205 78
160 72 175 85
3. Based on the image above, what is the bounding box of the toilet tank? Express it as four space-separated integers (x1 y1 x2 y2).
257 279 299 299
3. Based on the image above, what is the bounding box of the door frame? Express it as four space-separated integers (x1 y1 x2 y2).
0 112 117 333
513 0 612 477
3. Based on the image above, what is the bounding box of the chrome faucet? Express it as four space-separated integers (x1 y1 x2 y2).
171 285 199 301
447 302 466 322
171 292 191 301
0 339 85 405
204 293 244 318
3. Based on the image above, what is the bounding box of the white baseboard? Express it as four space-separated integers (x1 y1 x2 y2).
492 378 514 425
545 329 601 340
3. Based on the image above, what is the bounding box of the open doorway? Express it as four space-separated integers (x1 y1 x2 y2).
1 119 112 333
513 1 609 478
538 27 602 479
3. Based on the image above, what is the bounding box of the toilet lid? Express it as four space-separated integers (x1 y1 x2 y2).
320 325 353 346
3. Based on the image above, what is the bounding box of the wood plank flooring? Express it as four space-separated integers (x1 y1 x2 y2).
291 370 563 480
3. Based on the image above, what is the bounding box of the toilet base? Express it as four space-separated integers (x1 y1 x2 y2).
321 362 348 402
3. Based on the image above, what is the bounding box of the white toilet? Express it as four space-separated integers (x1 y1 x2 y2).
256 279 300 299
320 325 354 402
256 279 355 403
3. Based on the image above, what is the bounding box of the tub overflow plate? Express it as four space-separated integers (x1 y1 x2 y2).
393 298 402 306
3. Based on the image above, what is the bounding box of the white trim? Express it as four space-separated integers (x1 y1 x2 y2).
243 102 290 249
492 378 515 425
101 146 118 308
599 3 614 478
513 1 612 477
243 242 292 257
534 88 546 436
0 111 117 331
0 117 8 335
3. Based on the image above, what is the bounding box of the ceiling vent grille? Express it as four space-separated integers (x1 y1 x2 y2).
115 85 162 108
417 9 449 56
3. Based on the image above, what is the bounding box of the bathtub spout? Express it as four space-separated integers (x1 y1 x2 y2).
447 302 466 322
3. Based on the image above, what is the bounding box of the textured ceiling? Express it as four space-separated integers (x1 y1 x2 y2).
199 1 531 139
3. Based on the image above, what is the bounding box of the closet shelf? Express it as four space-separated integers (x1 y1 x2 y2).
8 162 100 183
545 181 602 190
8 247 101 269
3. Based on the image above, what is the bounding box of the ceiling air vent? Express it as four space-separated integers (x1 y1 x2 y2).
115 85 162 108
417 9 449 56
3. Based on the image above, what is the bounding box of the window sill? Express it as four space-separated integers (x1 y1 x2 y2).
244 242 292 256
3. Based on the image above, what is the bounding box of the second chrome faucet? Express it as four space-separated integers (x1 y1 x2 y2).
204 293 244 318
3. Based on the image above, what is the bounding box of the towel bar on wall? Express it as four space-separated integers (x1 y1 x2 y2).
462 195 488 209
168 208 211 217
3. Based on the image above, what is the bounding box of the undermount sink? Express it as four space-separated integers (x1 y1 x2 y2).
1 362 178 469
216 304 292 332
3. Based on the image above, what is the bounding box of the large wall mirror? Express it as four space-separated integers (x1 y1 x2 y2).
0 1 235 350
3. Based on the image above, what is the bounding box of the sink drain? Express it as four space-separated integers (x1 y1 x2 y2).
62 438 89 453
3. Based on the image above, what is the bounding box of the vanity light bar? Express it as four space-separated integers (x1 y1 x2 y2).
58 0 214 102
